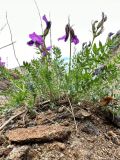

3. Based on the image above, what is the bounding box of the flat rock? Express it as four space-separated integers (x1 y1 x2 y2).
6 125 71 144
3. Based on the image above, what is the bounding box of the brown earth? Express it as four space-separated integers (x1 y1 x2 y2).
0 100 120 160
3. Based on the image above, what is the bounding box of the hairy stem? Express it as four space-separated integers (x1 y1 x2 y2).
69 38 72 73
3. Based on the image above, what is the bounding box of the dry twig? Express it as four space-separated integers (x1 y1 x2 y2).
33 0 43 34
36 100 50 107
67 97 78 134
0 41 16 50
0 23 7 32
6 12 21 70
0 110 26 131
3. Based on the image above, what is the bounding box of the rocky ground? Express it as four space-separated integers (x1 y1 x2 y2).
0 96 120 160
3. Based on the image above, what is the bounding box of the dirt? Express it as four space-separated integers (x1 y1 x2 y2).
0 100 120 160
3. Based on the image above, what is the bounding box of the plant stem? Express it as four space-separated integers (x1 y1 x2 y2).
0 110 26 131
49 12 52 48
91 37 95 46
69 37 72 73
68 16 72 73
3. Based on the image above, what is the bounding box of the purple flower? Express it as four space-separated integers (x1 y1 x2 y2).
27 32 43 47
58 33 79 45
108 32 114 38
42 15 51 28
42 15 51 37
43 15 49 24
46 46 52 51
0 57 5 67
71 35 79 45
58 24 79 45
42 45 52 56
58 35 67 41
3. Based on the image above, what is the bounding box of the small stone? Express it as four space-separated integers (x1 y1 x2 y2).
75 109 91 119
58 106 65 113
3 148 12 157
0 136 5 145
81 121 100 136
7 145 14 149
112 136 120 145
107 130 120 145
0 81 9 91
6 146 29 160
107 130 117 137
0 147 5 157
51 142 66 151
62 121 70 126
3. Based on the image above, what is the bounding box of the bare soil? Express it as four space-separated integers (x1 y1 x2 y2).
0 98 120 160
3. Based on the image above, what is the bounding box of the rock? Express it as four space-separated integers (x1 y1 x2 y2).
0 96 8 106
81 121 100 136
0 147 5 157
58 106 65 113
6 125 71 144
62 120 70 126
107 130 117 137
0 81 8 91
0 135 5 145
6 146 29 160
0 147 12 158
107 131 120 145
75 109 91 119
50 142 66 151
2 148 12 157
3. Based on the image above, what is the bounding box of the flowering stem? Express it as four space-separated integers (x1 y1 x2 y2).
91 37 95 46
49 12 52 48
69 38 72 73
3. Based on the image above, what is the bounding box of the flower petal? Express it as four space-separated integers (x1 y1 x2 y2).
58 35 67 41
29 32 43 44
71 35 79 45
42 52 47 57
27 40 34 46
0 57 5 67
46 46 52 51
42 15 48 24
108 32 114 37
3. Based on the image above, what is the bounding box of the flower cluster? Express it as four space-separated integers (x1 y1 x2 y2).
27 32 43 47
0 57 5 67
58 24 79 45
27 15 52 56
27 14 79 56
